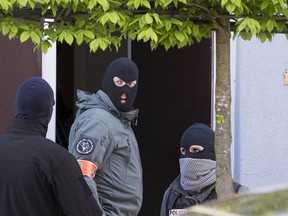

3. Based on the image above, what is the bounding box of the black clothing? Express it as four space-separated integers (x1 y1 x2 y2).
14 77 55 126
160 176 243 216
0 119 102 216
180 123 215 160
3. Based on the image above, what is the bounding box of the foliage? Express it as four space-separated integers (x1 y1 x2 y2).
182 186 288 216
1 0 288 53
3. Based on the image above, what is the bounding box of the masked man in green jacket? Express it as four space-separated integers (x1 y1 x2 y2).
69 57 143 216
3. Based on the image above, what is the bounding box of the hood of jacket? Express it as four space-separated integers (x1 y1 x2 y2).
75 89 139 123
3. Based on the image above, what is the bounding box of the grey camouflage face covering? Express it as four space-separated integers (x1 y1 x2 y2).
179 158 216 194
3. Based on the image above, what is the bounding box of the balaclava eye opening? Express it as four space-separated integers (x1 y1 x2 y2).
14 77 55 127
180 123 215 160
101 57 139 112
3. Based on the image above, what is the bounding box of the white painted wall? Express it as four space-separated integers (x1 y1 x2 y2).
232 34 288 190
42 42 57 141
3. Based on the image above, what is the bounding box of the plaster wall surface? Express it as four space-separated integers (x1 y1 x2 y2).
232 34 288 190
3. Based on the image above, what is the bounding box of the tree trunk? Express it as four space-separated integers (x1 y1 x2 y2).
215 17 234 200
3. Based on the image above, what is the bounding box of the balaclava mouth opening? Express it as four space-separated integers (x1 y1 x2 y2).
14 77 55 127
179 123 216 196
101 57 139 112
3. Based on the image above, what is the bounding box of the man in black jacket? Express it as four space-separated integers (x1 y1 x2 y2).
160 123 249 216
0 77 103 216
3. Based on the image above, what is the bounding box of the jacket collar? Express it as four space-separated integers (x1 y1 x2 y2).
6 119 47 137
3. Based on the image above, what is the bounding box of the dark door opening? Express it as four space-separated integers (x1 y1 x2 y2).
132 40 212 215
56 39 212 215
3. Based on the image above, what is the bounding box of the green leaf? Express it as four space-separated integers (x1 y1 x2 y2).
58 31 66 43
247 18 260 35
279 0 285 8
271 0 278 4
84 30 95 39
89 38 110 52
8 30 17 39
170 19 182 26
221 0 229 7
237 18 248 32
139 16 146 28
50 5 57 17
10 25 18 34
109 12 119 24
18 23 29 31
147 28 157 41
216 114 224 124
165 21 172 31
65 32 74 45
18 0 28 7
98 13 109 25
145 13 153 24
259 33 267 43
178 0 186 4
76 31 84 45
41 40 51 54
175 31 185 42
231 0 241 7
239 32 252 40
97 0 110 11
267 20 274 32
1 23 9 35
89 39 100 52
261 0 270 10
137 29 147 41
152 13 162 25
277 22 285 32
75 19 85 28
88 0 97 9
20 31 31 43
134 0 141 9
45 29 57 42
192 25 199 36
31 31 41 45
226 3 236 13
0 0 12 11
163 0 172 8
99 40 108 50
142 0 151 9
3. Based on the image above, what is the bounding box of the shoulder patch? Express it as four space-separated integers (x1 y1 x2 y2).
76 138 94 155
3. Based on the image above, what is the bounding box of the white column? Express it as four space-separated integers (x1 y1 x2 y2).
42 41 57 141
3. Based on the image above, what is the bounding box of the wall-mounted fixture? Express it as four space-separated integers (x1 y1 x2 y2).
283 69 288 85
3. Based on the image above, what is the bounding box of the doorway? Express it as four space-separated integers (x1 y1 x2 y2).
56 38 212 215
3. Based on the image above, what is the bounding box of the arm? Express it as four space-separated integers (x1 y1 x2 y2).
68 114 114 214
52 153 103 216
160 188 171 216
83 175 106 216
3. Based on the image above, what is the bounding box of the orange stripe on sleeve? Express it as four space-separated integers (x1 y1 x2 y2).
77 160 98 179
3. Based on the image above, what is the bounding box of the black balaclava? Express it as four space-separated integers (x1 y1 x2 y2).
102 57 139 112
179 123 216 197
180 123 215 160
14 77 55 127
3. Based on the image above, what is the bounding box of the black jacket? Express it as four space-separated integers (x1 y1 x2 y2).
0 119 102 216
160 175 243 216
